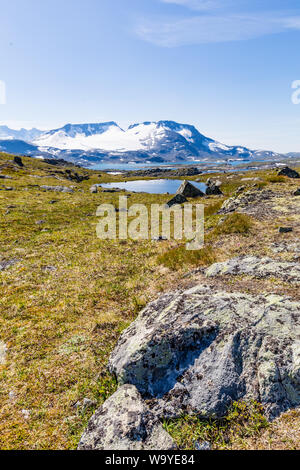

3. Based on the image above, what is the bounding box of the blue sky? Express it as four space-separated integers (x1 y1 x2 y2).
1 0 300 152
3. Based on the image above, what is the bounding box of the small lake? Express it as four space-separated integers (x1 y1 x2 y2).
99 179 207 195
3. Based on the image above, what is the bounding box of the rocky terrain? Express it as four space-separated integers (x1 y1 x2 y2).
0 153 299 450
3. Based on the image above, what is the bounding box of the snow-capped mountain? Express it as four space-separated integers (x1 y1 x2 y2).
0 120 284 165
0 125 44 142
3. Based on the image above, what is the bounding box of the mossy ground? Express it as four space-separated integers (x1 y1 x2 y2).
0 153 299 449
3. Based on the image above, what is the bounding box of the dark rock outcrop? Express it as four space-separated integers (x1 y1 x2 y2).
176 180 205 198
277 167 300 179
166 194 187 207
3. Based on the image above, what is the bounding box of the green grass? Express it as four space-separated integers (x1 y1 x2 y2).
163 401 269 450
0 153 299 450
213 212 254 236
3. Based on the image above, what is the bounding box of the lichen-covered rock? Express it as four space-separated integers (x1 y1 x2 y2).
40 185 74 193
109 286 300 420
218 189 275 214
77 385 176 450
205 256 300 282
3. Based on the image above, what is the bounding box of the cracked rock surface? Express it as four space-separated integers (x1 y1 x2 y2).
109 285 300 420
205 256 300 282
77 385 176 450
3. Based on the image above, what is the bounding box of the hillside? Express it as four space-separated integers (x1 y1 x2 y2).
0 153 299 450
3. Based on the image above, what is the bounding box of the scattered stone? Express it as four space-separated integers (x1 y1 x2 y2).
78 385 176 450
0 341 7 365
195 441 211 451
109 285 300 420
152 236 168 242
13 156 24 167
205 256 300 282
49 200 58 204
293 188 300 196
42 265 57 272
40 185 74 193
277 166 300 179
21 409 30 420
90 185 98 194
0 175 12 179
0 259 19 271
270 242 300 254
279 227 293 233
9 390 16 401
176 180 205 198
166 194 187 207
74 398 97 413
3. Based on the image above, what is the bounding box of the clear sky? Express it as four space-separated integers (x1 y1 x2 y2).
1 0 300 152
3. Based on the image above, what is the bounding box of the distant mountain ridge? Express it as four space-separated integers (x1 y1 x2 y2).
0 120 286 166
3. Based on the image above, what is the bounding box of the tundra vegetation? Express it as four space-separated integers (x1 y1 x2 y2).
0 153 299 449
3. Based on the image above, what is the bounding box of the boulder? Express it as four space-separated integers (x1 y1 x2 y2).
176 180 205 198
0 259 19 271
78 385 176 450
277 167 300 179
205 256 300 282
90 185 98 194
206 184 223 196
166 194 187 207
108 285 300 420
40 185 74 193
279 227 293 233
13 156 24 167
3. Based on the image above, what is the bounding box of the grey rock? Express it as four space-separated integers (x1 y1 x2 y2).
90 185 98 194
279 227 293 233
195 441 211 451
40 185 74 193
218 189 275 214
0 258 19 271
0 341 7 365
109 285 300 420
0 175 12 179
270 242 300 254
166 193 187 207
78 385 176 450
294 188 300 196
205 256 300 282
277 167 300 179
176 180 205 198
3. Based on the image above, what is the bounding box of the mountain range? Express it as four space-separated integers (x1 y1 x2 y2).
0 121 286 166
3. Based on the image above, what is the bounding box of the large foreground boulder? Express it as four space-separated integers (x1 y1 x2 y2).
78 385 176 450
176 180 205 198
205 256 300 282
109 285 300 420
